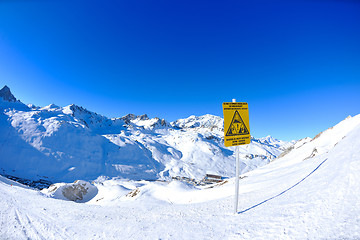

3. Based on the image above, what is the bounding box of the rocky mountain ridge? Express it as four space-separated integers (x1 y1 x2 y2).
0 86 292 183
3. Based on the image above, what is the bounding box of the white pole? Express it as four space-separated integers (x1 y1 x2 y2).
234 145 240 214
233 98 240 214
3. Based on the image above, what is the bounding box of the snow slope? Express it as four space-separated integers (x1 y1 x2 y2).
0 86 290 183
0 114 359 239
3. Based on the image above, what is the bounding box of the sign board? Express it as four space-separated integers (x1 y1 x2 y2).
222 102 250 147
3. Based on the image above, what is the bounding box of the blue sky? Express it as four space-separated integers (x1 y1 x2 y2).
0 0 359 141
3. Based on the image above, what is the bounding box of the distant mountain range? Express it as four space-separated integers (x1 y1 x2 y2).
0 85 293 183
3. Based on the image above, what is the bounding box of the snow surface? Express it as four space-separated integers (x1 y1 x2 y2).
1 113 360 239
0 87 290 183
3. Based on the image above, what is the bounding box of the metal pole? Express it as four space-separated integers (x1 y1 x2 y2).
233 98 240 214
234 145 240 214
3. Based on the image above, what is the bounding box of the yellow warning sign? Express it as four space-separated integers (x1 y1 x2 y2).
223 102 250 147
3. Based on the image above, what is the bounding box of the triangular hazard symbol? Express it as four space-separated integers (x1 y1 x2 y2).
226 110 249 136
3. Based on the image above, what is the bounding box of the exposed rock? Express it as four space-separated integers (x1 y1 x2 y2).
304 148 319 160
278 145 294 158
0 85 17 102
126 188 140 197
61 180 98 202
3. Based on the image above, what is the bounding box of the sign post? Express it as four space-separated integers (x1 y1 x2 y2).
222 99 250 214
234 135 240 214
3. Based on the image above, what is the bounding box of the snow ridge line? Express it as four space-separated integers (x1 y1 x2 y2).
238 158 328 214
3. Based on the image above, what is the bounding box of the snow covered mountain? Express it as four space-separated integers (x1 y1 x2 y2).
1 94 359 239
0 85 17 102
0 86 291 183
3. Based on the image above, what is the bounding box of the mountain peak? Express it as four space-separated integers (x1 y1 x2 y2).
0 85 17 102
171 114 224 130
120 113 149 124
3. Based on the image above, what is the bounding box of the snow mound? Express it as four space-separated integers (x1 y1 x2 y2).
42 180 98 203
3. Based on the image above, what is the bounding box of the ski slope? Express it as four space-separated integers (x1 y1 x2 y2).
1 114 359 239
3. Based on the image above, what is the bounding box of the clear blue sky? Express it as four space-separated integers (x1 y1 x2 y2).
0 0 359 141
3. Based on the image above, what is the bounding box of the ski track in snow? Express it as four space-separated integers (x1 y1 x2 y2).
238 158 328 214
0 182 76 240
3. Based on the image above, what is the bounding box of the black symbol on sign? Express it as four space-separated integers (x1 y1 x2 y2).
226 110 249 136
